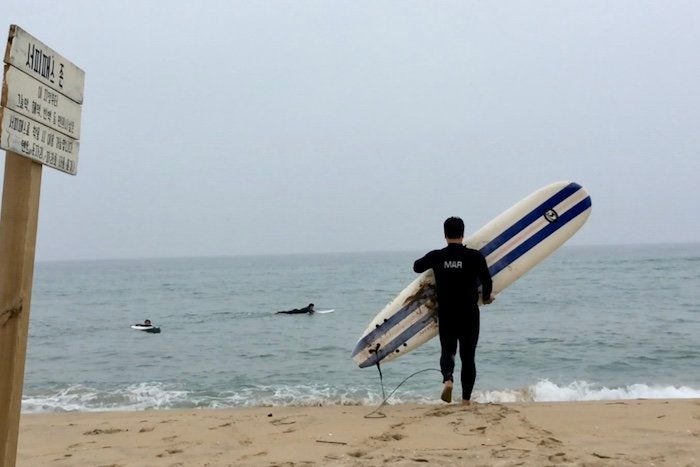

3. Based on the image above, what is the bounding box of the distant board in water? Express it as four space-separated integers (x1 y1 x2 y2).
316 309 335 314
131 324 161 334
351 181 592 369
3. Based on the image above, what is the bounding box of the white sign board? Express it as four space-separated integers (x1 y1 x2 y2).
2 65 82 139
3 25 85 104
1 25 84 175
0 107 79 175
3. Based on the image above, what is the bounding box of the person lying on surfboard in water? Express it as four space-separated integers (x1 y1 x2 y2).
276 303 315 314
413 217 494 405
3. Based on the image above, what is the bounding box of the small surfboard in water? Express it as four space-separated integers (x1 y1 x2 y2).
316 309 335 314
351 181 592 368
131 324 161 334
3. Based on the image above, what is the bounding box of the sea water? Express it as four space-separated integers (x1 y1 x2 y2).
21 244 700 412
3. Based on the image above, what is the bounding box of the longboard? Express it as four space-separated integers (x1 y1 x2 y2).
351 181 592 368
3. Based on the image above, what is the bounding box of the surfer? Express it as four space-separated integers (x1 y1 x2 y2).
413 217 493 405
276 303 315 315
131 319 161 334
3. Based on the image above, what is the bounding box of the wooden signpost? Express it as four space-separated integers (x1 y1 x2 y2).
0 25 84 466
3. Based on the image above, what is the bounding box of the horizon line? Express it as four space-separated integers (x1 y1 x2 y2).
34 241 700 264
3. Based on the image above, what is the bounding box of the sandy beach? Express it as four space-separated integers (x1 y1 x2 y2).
16 399 700 466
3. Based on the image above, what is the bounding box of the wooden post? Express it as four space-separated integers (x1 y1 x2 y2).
0 152 42 467
0 25 83 466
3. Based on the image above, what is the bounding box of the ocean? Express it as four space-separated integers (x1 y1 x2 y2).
21 243 700 413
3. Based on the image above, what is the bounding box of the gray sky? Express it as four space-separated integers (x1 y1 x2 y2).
2 1 699 262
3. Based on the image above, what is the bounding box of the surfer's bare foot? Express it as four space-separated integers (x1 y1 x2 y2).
440 381 453 403
461 399 471 406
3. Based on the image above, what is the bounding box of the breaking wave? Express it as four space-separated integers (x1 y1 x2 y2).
22 380 700 413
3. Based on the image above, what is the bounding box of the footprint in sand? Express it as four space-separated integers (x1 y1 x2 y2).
239 438 253 446
372 432 405 442
68 441 96 448
492 447 530 459
538 437 563 447
426 406 459 417
207 422 232 430
448 406 517 437
480 404 516 424
83 428 125 435
156 448 184 458
270 416 297 426
548 452 572 462
347 449 367 458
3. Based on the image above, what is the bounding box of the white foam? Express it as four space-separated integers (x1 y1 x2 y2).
476 380 700 403
22 382 191 413
22 380 700 412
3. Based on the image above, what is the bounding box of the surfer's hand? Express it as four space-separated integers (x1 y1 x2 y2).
483 295 495 305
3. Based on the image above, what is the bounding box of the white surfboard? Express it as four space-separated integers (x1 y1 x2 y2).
131 324 161 333
316 309 335 314
351 181 592 368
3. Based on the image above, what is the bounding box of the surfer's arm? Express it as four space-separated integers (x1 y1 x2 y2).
477 254 493 303
413 252 435 273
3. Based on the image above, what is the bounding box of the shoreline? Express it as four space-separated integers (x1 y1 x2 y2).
18 398 700 466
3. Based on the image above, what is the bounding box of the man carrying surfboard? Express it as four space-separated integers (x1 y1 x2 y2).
413 217 493 405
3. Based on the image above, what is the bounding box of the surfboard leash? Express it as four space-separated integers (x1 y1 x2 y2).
364 365 441 419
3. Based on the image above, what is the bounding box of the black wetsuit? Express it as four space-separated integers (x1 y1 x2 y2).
276 305 313 314
413 243 492 401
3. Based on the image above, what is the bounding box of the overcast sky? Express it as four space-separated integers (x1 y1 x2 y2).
2 1 699 262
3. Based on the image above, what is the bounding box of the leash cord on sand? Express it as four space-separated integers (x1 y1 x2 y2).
364 367 441 419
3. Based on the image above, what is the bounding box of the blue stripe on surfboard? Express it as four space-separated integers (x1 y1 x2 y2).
479 182 583 258
353 184 586 359
358 195 591 368
358 313 437 368
351 290 433 358
488 196 591 277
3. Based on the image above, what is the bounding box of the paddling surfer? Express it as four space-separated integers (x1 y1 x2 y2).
413 217 493 405
276 303 315 315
